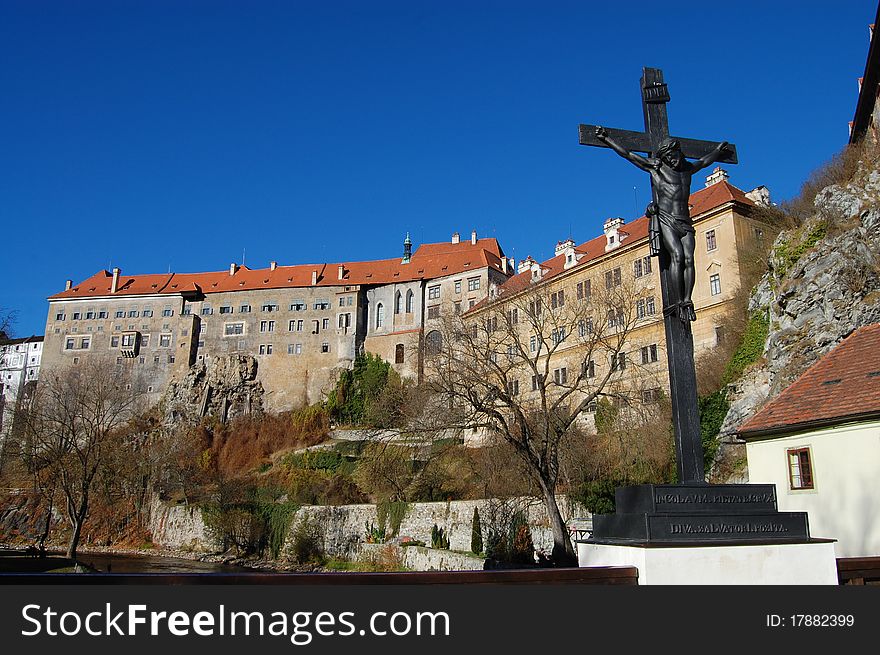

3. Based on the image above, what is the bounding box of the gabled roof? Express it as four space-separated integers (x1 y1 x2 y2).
49 238 508 300
738 323 880 438
469 180 753 311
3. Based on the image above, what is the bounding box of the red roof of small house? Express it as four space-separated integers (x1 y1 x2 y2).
468 180 753 312
49 238 508 300
738 323 880 438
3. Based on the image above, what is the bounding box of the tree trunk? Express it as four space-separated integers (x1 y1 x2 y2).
37 496 53 556
537 476 578 566
66 494 89 560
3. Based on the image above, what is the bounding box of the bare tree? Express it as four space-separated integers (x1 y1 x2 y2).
422 265 658 564
20 362 139 559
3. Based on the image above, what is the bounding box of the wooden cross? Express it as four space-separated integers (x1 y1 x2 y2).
578 67 738 483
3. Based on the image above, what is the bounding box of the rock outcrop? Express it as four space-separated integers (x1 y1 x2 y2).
161 355 264 425
718 160 880 468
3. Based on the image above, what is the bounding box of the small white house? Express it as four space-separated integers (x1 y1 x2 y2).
739 324 880 558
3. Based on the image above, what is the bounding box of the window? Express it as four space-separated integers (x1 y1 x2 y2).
181 306 192 316
551 290 565 309
65 338 75 350
610 352 627 372
260 320 275 333
143 309 154 318
406 290 414 313
292 320 304 332
287 344 297 355
507 308 518 324
454 280 462 294
322 318 330 330
486 316 497 332
576 279 591 301
553 367 568 385
710 273 722 296
293 343 302 355
787 448 814 490
98 310 108 319
71 311 81 320
321 342 330 353
159 334 172 347
640 344 659 364
219 306 232 314
428 285 441 300
586 399 598 413
530 335 537 352
128 309 139 318
394 291 403 314
642 388 661 403
376 303 385 328
121 333 136 347
531 375 540 391
579 318 593 337
115 310 125 318
259 344 273 355
581 360 595 379
454 302 462 315
608 308 624 328
55 312 66 321
110 336 120 348
141 334 150 348
395 343 405 364
240 304 252 313
633 256 652 278
428 306 440 319
507 380 520 396
163 307 173 317
338 313 351 329
468 299 475 309
312 320 320 334
225 322 244 336
551 327 566 345
467 277 480 291
706 229 717 251
261 303 279 312
605 267 622 289
715 326 725 345
637 296 656 319
313 299 330 311
528 299 542 318
289 301 304 311
339 297 346 308
425 330 443 356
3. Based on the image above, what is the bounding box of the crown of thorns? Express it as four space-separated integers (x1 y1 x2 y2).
656 139 681 157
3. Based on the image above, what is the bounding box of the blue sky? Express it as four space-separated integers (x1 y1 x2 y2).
1 0 876 335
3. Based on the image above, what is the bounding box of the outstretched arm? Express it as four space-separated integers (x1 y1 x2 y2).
595 126 652 172
691 141 729 172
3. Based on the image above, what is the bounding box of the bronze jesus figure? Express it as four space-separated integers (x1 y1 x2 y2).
595 126 730 322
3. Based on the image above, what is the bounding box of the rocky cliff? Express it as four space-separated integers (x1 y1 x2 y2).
718 157 880 475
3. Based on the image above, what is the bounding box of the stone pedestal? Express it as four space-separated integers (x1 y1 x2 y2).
578 541 838 585
580 482 837 584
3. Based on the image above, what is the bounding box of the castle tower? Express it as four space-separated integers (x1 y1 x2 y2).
402 232 412 264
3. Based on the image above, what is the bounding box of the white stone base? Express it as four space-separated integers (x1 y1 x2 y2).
578 541 838 585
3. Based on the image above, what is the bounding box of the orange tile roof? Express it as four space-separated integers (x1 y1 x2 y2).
49 238 508 300
469 180 753 311
738 323 880 437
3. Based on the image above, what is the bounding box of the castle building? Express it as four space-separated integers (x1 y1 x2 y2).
462 172 771 422
41 234 512 412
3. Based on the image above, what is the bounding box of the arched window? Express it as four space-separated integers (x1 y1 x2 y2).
395 343 405 364
394 291 403 314
376 303 385 329
406 289 414 313
425 330 442 356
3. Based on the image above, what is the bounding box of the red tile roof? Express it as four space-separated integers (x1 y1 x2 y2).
49 238 507 300
738 323 880 438
469 180 753 311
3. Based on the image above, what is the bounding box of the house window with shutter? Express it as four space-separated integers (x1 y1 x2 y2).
787 448 814 490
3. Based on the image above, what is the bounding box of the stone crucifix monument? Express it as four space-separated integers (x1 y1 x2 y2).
575 68 836 583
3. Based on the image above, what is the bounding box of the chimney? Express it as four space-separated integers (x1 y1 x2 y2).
111 267 120 293
270 261 277 271
555 239 576 257
518 256 535 274
311 270 318 286
704 166 729 187
338 265 345 280
65 280 72 291
501 258 508 274
229 263 237 276
471 230 477 245
452 232 460 244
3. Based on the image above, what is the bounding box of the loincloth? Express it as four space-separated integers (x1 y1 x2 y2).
648 206 693 256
